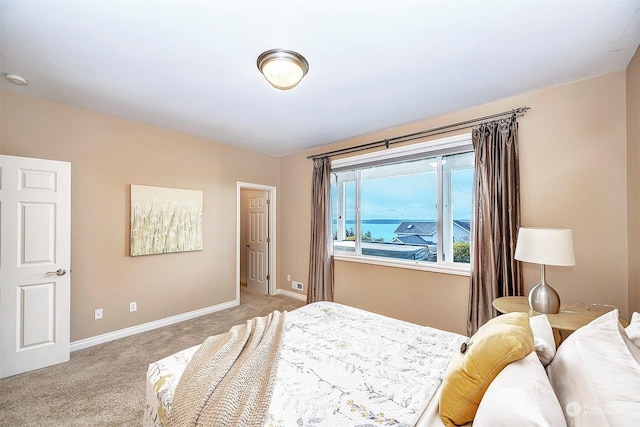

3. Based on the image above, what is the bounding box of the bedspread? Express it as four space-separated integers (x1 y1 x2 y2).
144 301 466 427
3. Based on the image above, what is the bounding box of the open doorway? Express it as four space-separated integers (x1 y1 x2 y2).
237 182 276 302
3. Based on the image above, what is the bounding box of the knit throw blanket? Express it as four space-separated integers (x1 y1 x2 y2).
167 310 286 427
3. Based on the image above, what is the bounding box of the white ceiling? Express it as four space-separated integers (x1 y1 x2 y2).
1 1 639 157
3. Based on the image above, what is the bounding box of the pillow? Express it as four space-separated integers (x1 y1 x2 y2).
546 310 640 427
529 314 556 366
626 312 640 348
474 351 567 427
439 312 534 427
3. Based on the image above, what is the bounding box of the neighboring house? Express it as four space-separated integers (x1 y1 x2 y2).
453 220 471 242
392 220 471 245
392 221 437 245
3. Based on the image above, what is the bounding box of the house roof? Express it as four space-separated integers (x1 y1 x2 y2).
394 220 471 236
1 1 638 157
394 221 437 236
392 235 431 245
453 220 471 232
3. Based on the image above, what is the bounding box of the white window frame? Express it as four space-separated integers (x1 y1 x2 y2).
331 133 474 276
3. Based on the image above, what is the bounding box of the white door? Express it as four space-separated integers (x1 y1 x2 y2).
246 191 269 294
0 155 71 378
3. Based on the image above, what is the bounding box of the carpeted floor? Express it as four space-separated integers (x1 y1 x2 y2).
0 287 304 426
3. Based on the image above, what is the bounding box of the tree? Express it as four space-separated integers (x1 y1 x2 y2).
345 227 356 241
343 229 385 243
453 242 470 263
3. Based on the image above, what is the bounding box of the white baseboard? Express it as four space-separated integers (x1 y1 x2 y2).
70 299 239 352
275 288 306 301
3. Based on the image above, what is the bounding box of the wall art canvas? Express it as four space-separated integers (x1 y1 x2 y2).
130 185 203 256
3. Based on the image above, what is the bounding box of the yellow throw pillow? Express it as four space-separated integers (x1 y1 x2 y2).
439 312 534 427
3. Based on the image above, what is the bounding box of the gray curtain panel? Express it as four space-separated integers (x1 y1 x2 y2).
307 157 334 303
467 116 523 335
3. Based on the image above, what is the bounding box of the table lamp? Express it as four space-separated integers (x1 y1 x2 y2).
514 227 575 314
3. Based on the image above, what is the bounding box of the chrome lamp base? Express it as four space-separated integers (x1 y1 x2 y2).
528 264 561 314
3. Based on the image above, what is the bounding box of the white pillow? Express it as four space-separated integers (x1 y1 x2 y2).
474 351 566 427
546 310 640 427
529 314 556 366
625 312 640 348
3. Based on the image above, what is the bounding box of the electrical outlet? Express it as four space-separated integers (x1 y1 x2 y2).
94 308 103 320
129 301 137 312
292 281 303 291
287 274 291 282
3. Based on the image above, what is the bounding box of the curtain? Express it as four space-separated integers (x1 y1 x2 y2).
307 157 334 303
467 115 522 335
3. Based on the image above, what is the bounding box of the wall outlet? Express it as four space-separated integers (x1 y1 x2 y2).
129 301 137 312
287 274 291 282
94 308 103 320
292 281 303 291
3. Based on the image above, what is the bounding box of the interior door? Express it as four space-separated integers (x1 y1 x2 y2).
246 190 269 295
0 155 71 378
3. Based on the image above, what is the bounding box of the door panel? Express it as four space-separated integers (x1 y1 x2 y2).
0 155 71 378
20 282 56 348
20 168 58 192
21 202 56 264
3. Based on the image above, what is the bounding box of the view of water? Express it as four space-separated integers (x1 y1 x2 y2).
335 219 471 242
340 219 409 242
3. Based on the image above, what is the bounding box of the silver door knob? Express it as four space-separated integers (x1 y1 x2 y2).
46 269 67 276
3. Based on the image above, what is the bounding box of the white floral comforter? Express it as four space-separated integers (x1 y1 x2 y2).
144 302 466 427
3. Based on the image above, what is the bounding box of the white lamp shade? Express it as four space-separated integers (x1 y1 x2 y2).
514 227 575 266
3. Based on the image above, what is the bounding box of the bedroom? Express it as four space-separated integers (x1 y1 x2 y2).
0 0 639 425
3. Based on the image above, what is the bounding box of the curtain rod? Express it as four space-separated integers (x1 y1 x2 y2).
307 106 530 160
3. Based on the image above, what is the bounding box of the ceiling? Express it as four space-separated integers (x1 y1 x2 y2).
1 1 639 157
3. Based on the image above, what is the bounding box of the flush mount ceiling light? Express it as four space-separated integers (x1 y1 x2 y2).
257 49 309 90
4 73 28 86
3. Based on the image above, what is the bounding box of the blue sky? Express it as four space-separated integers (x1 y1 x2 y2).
341 168 474 220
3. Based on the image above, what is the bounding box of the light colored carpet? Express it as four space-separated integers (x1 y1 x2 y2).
0 287 304 426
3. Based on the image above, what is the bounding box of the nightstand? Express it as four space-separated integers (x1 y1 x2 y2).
492 296 622 345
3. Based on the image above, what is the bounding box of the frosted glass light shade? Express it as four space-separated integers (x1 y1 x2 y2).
257 49 309 90
514 228 575 266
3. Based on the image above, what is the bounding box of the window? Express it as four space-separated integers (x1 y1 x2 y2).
331 133 474 273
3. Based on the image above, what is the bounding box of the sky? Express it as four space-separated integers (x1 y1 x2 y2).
337 167 474 221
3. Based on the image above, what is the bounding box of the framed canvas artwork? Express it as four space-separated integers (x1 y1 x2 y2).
130 185 203 256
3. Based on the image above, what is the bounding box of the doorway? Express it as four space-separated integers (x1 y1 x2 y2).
237 182 276 302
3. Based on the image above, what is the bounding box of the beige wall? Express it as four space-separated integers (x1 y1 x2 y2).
0 91 281 341
278 153 313 298
279 71 632 335
335 262 469 334
627 47 640 315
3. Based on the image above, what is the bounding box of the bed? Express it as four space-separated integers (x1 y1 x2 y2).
143 301 640 427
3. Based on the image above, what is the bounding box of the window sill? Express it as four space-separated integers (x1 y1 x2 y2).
332 254 471 276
